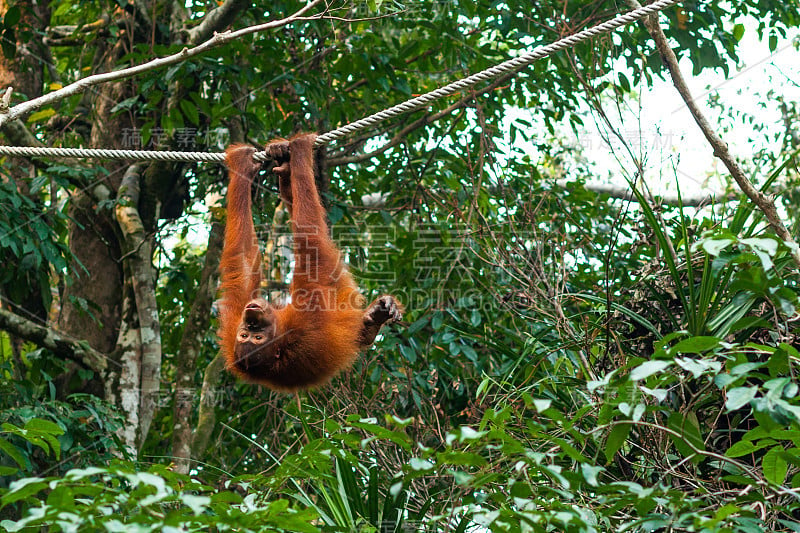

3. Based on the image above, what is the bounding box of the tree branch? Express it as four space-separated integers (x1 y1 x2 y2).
0 307 107 373
44 14 112 46
186 0 252 44
557 179 738 207
1 116 42 147
625 0 800 268
0 0 325 129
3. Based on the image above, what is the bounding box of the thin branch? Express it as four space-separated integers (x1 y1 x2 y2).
0 0 325 129
0 307 107 372
557 179 738 207
625 0 800 268
44 14 112 45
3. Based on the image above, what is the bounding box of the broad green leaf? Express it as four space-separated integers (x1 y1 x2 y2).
179 100 200 126
4 6 21 27
732 24 746 42
699 237 735 256
667 412 705 461
27 108 56 123
24 419 64 435
639 386 668 402
630 360 672 381
605 423 631 463
181 494 211 514
552 437 588 462
726 438 775 458
763 446 788 484
1 477 47 506
671 336 721 354
532 399 551 413
407 317 428 335
458 426 485 441
460 344 478 362
0 439 25 469
581 464 603 487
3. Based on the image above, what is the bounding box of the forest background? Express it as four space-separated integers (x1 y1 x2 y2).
1 0 800 531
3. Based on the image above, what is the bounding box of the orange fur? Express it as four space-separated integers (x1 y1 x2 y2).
218 133 396 391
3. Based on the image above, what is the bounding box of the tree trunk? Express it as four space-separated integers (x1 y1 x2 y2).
171 221 224 474
116 165 163 451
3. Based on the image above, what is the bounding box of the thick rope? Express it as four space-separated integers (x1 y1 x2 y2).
0 0 677 162
0 146 228 162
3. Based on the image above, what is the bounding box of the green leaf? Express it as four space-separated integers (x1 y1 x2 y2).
671 336 721 354
457 426 485 441
630 360 672 381
605 423 631 463
409 458 434 471
581 464 603 487
733 23 745 41
1 477 47 506
29 174 48 194
180 99 200 126
24 418 64 435
617 72 630 92
0 439 25 469
727 438 775 458
763 446 788 484
46 485 74 508
27 108 56 123
348 418 411 450
398 343 416 363
476 377 491 399
742 237 778 269
674 357 722 378
640 386 668 402
726 386 758 411
110 95 140 114
1 29 16 59
4 6 21 28
407 317 428 335
700 237 735 256
470 309 481 327
552 437 588 462
181 494 211 514
460 344 478 362
667 412 705 461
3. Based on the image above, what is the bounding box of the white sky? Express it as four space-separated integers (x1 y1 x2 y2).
576 20 800 197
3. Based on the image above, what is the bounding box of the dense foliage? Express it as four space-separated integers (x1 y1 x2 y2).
1 0 800 531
